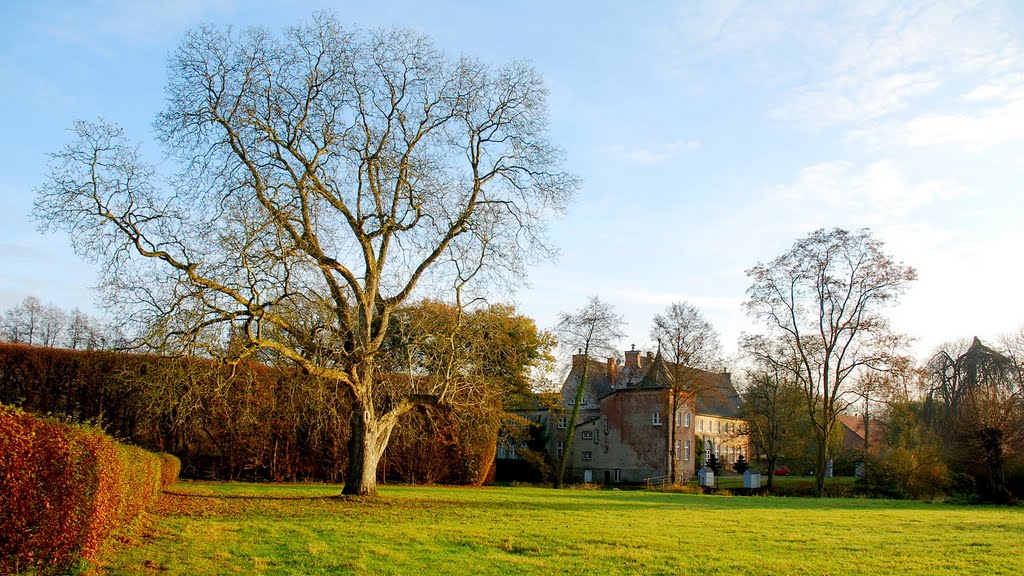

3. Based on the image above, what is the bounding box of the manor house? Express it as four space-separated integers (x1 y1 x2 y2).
500 347 749 485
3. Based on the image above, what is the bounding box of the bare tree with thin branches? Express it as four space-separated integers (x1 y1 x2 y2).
554 296 623 487
745 228 916 496
649 301 721 483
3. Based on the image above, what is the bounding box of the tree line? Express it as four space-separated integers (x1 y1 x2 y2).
738 228 1023 501
1 297 116 350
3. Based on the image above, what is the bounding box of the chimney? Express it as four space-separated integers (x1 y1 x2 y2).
572 348 587 369
625 344 640 370
607 357 617 387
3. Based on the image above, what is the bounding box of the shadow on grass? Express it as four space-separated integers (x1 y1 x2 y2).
162 488 343 500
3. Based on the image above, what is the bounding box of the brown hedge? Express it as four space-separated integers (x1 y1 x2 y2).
0 405 170 574
0 344 500 484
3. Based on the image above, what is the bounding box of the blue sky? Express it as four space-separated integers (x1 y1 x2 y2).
2 0 1024 363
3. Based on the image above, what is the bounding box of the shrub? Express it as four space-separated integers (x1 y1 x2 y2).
0 405 168 574
160 452 182 488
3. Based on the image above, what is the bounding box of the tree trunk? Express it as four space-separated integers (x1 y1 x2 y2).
557 358 589 488
343 405 397 496
813 427 827 497
668 392 677 484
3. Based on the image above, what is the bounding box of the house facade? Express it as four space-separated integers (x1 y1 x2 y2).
501 346 749 485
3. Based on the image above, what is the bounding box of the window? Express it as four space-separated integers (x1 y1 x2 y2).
497 445 506 459
604 419 609 433
685 412 691 427
684 440 691 461
698 419 704 432
509 445 517 459
652 412 662 426
582 430 594 440
520 440 529 449
582 451 593 461
716 421 721 434
613 469 621 482
556 441 564 458
558 417 567 429
675 411 681 427
604 445 609 453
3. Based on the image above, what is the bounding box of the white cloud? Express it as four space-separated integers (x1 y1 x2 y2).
773 158 973 226
962 72 1024 102
603 139 701 165
671 1 1024 151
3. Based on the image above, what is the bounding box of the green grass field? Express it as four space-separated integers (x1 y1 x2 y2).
92 481 1024 575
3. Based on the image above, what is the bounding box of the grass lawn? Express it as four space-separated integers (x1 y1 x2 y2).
91 481 1024 575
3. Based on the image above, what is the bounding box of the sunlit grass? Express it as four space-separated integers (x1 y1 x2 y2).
92 481 1024 575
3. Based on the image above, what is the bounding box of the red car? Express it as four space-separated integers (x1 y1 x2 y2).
774 466 790 476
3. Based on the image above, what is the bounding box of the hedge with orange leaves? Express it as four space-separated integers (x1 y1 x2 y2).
0 405 178 574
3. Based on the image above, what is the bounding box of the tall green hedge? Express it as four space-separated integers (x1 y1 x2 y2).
0 405 178 574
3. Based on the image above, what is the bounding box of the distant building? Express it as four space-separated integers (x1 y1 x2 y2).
499 346 749 485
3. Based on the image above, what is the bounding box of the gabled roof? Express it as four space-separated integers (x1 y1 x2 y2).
837 413 884 446
560 351 743 418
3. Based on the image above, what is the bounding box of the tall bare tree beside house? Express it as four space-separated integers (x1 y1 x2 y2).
745 228 916 496
33 14 577 496
554 296 624 488
649 301 721 484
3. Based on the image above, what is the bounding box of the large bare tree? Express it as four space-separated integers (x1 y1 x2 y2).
33 14 576 495
649 301 721 483
745 228 916 496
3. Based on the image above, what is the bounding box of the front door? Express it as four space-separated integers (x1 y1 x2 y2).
583 468 593 483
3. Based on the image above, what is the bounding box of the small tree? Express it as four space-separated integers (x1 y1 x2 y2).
740 334 804 488
929 337 1024 501
707 453 722 476
733 454 749 475
554 296 624 487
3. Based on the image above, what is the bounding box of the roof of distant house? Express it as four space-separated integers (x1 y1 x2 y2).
562 349 742 418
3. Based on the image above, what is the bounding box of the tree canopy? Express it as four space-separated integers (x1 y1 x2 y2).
33 13 577 495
